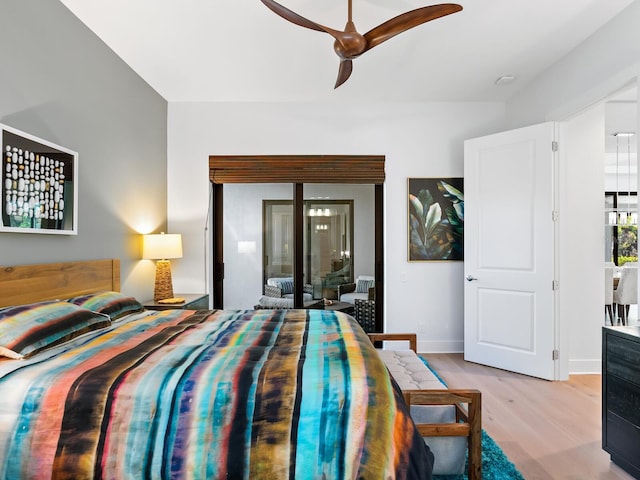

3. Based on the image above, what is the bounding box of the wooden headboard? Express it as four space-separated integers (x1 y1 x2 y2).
0 259 120 308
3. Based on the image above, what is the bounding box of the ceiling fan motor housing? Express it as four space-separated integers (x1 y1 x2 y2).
333 28 367 59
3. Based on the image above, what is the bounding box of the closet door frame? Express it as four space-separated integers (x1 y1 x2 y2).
209 155 385 332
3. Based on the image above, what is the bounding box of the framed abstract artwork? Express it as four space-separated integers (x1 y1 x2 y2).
408 177 463 261
1 124 78 234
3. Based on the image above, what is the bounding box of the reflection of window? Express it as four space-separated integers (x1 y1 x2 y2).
264 200 353 298
605 192 638 265
264 202 293 277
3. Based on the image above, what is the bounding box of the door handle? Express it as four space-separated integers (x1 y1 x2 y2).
466 275 478 282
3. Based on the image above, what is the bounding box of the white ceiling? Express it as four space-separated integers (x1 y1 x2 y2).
58 0 634 103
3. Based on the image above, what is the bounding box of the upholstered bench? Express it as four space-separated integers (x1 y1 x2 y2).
367 333 481 480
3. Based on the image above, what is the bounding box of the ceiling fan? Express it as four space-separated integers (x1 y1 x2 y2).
260 0 463 88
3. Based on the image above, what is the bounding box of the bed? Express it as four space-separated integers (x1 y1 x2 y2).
0 259 434 479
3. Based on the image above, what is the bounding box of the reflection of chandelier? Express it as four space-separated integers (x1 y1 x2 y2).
308 207 333 217
608 132 637 226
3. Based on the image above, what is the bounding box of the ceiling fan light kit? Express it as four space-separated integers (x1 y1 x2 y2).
260 0 463 88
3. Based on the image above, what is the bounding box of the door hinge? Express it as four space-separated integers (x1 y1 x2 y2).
552 210 559 221
552 350 559 360
552 280 559 291
552 141 559 152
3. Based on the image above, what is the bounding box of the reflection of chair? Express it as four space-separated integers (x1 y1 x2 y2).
614 266 637 325
339 275 375 304
265 277 313 301
605 266 615 325
354 299 375 333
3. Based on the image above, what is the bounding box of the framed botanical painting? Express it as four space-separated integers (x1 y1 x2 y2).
408 177 463 261
1 124 78 234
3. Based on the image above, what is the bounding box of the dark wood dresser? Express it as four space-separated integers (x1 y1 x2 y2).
602 326 640 479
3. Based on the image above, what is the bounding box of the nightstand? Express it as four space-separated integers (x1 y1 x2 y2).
143 293 209 311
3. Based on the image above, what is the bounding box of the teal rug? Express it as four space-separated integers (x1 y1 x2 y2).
419 357 525 480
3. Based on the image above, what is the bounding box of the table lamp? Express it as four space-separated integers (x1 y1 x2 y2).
142 232 183 301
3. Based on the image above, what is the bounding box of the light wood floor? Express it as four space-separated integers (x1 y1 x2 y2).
421 353 634 480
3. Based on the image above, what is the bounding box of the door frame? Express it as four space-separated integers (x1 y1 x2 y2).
209 155 386 332
262 199 355 292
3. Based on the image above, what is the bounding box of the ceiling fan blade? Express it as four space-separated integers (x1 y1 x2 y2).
260 0 344 40
335 59 353 88
363 3 462 51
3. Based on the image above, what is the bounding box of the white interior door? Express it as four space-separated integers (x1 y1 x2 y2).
464 122 558 380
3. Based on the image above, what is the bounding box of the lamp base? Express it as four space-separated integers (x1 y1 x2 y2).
154 260 175 301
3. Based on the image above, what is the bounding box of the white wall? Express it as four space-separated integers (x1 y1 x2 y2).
559 104 606 376
167 1 640 367
506 2 640 374
168 101 507 352
506 1 640 129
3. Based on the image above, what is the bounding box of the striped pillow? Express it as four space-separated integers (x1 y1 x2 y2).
68 291 144 321
356 279 375 294
0 301 110 359
278 279 294 295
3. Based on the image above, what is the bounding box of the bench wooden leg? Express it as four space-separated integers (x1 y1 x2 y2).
404 389 482 480
367 332 417 352
366 334 482 479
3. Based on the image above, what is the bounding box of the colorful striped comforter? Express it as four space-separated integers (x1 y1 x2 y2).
0 308 433 479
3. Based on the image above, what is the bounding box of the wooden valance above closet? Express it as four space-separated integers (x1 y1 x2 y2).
209 155 385 184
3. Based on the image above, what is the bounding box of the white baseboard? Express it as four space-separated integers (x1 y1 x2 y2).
418 340 463 353
416 347 602 375
568 358 602 375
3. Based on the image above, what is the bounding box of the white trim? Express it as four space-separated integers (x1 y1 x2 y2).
419 340 463 354
568 359 602 375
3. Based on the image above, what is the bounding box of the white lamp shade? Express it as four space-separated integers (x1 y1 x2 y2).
142 233 183 260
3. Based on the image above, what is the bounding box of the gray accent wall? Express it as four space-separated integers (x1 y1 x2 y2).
0 0 168 300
